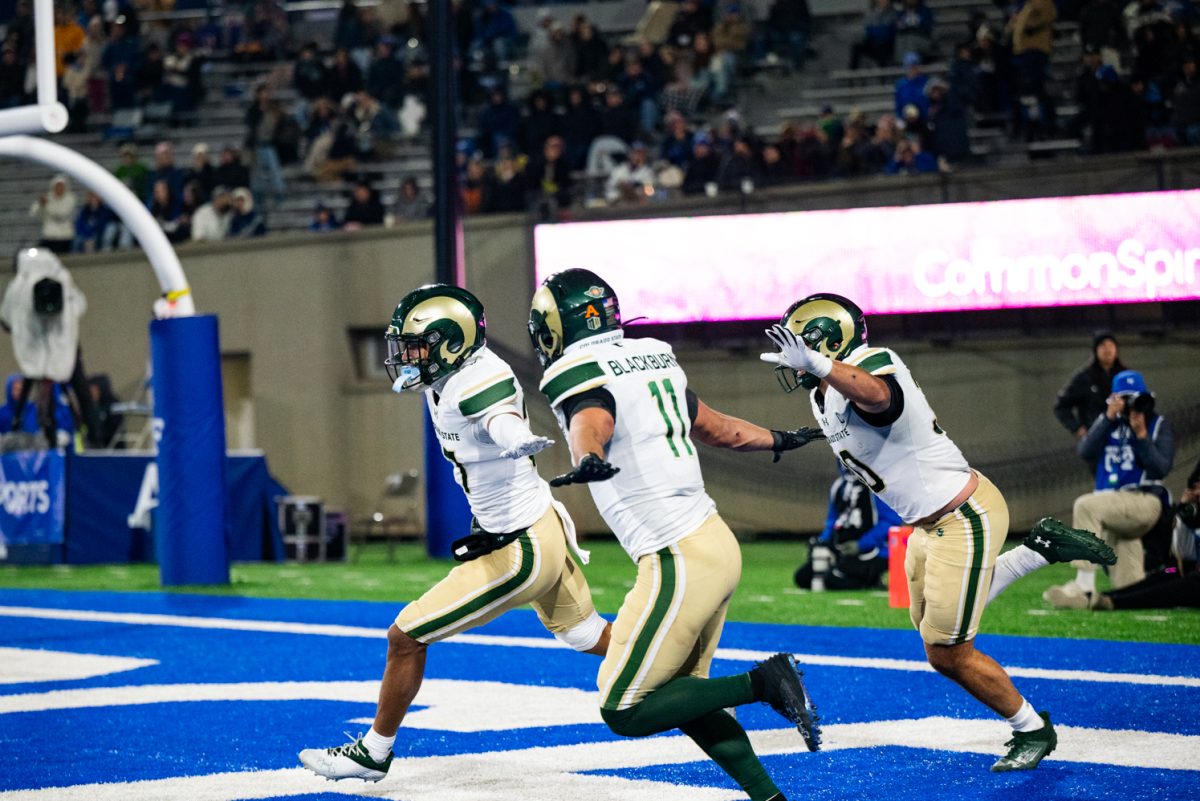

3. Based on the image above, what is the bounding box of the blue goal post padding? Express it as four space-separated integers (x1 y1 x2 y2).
150 315 230 585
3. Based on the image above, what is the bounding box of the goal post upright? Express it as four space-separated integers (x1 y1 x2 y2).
0 0 230 585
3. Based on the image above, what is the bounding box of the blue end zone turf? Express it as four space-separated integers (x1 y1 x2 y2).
0 588 1196 800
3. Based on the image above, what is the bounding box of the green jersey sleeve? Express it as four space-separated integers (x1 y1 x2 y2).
846 347 897 377
539 353 611 410
457 371 518 419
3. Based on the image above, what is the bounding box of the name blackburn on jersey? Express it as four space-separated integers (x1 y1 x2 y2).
606 352 679 375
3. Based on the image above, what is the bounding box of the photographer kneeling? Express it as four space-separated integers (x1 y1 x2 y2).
1046 370 1175 607
795 465 901 591
1060 459 1200 610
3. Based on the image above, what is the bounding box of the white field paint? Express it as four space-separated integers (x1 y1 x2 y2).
0 679 602 733
2 605 1198 688
0 648 157 685
0 718 1196 801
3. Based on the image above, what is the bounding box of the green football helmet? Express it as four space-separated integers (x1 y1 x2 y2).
774 293 868 392
528 269 622 367
385 284 486 390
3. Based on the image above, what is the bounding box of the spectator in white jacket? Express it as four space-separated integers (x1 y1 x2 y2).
30 175 78 255
190 185 234 242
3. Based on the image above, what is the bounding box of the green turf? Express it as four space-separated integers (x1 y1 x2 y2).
1 540 1196 644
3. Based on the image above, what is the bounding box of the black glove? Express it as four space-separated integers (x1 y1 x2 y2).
550 453 620 487
771 427 827 462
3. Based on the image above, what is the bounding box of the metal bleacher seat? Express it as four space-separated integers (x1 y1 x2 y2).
775 96 894 121
829 63 949 86
103 107 143 141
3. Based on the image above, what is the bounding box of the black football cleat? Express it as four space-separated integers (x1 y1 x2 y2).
753 653 821 751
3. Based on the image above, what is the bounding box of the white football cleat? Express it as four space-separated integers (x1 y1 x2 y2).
299 733 392 781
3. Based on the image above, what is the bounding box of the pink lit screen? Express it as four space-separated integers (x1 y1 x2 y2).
533 190 1200 323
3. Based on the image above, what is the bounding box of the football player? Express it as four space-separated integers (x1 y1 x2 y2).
300 284 608 782
760 293 1118 772
529 269 826 801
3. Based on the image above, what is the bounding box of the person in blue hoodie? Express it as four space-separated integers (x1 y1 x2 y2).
1045 369 1175 607
472 0 518 67
0 375 38 434
73 192 114 253
1 374 75 443
894 51 930 119
795 464 901 590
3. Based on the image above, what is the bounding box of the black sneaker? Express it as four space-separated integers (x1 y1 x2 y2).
990 712 1057 772
753 653 821 751
1025 518 1116 566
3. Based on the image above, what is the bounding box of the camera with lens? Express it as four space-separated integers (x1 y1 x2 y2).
1178 501 1200 529
1121 392 1155 416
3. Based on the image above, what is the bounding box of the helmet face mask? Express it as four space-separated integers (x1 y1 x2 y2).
528 269 621 367
385 285 486 389
773 293 867 393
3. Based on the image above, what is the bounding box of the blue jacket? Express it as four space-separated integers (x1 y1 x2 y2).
0 374 74 435
818 472 901 558
75 203 112 243
475 5 517 44
895 74 930 118
884 149 938 174
0 375 36 433
1080 412 1175 501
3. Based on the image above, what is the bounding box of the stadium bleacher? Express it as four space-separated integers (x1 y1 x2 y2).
0 0 1191 254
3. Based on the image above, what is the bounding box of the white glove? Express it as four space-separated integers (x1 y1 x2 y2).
760 324 833 379
499 434 555 460
488 412 555 459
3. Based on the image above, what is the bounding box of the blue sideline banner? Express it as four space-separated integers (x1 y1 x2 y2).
0 449 66 545
64 452 286 565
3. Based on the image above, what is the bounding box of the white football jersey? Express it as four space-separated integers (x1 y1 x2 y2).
809 346 972 523
425 347 552 533
541 333 716 561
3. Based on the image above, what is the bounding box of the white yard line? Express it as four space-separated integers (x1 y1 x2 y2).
0 648 157 684
0 678 603 732
1 605 1198 688
0 718 1196 801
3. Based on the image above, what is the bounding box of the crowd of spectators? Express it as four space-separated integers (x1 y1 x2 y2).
7 0 291 121
9 1 291 249
418 0 1200 218
6 0 1200 239
449 0 821 214
25 138 269 253
849 0 1200 151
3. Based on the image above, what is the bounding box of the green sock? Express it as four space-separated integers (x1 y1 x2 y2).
600 674 755 738
679 710 781 801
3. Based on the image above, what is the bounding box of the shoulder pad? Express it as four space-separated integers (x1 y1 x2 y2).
456 367 518 419
540 353 610 409
846 347 897 376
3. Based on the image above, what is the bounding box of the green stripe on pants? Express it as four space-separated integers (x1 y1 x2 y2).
954 503 986 644
406 534 534 640
604 547 677 710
